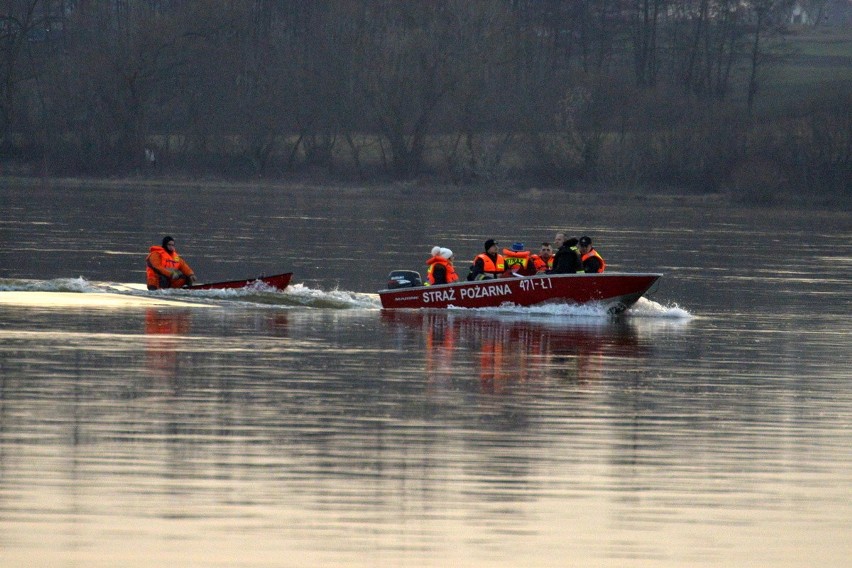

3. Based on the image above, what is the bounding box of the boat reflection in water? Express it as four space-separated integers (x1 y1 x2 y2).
143 307 293 383
144 308 192 380
382 310 654 393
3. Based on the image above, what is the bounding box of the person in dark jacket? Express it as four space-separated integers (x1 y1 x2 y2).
467 239 505 280
548 232 583 274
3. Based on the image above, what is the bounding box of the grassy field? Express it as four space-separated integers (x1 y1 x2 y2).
759 25 852 113
784 25 852 58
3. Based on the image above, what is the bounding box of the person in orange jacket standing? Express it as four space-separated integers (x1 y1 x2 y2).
146 235 197 290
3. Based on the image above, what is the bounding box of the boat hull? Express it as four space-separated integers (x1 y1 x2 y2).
378 273 661 313
186 272 292 291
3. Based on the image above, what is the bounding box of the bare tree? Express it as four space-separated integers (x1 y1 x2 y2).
746 0 795 114
631 0 666 87
39 2 190 172
0 0 52 148
353 1 474 178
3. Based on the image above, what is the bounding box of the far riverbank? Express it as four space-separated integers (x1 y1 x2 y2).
5 174 843 209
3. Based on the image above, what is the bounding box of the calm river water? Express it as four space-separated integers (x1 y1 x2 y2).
0 181 850 567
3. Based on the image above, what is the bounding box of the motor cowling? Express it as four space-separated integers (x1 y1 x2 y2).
386 270 423 289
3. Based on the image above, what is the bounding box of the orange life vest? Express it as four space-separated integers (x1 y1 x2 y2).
473 253 505 277
580 249 606 273
426 256 459 285
502 248 530 272
531 254 554 272
146 246 194 289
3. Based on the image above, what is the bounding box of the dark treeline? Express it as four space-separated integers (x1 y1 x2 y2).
1 0 849 202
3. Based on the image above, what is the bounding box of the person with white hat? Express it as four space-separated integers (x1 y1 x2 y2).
425 246 459 285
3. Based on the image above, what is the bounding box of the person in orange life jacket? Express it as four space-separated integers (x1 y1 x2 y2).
467 239 505 281
503 242 536 276
146 235 197 290
426 247 459 285
577 235 606 273
549 232 584 274
531 242 555 273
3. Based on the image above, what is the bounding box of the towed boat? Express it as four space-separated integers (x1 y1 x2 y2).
186 272 292 291
378 270 660 313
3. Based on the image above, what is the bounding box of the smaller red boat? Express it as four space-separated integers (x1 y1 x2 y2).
186 272 292 291
379 271 660 313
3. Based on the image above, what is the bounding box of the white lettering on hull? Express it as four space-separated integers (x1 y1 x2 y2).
459 283 512 300
518 277 553 292
421 288 458 304
421 283 513 304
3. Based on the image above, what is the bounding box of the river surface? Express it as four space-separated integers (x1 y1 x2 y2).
0 181 850 567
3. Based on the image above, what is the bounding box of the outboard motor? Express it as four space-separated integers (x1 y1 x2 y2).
386 270 423 289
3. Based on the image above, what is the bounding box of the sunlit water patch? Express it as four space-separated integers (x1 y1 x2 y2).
0 276 94 293
0 278 381 310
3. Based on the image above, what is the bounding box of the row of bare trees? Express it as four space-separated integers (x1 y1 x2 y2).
1 0 849 201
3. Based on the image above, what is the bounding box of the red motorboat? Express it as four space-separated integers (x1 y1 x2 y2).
186 272 292 291
379 271 661 313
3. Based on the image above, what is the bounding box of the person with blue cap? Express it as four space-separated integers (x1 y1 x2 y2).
502 242 535 276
